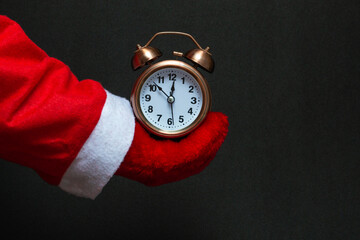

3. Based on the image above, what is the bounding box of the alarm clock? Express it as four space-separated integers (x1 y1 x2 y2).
130 31 214 138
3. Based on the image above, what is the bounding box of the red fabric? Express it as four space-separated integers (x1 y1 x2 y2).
117 112 229 186
0 16 106 185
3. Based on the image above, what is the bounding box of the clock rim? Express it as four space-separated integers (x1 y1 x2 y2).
130 60 211 138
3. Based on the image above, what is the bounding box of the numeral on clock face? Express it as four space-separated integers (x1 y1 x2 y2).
139 68 203 131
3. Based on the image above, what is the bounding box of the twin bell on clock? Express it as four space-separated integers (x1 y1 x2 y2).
130 31 214 138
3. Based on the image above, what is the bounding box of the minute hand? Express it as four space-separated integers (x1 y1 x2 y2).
153 82 170 98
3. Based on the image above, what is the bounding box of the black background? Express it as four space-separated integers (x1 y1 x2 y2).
1 1 359 239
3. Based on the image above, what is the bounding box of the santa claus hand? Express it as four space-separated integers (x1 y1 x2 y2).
115 112 229 186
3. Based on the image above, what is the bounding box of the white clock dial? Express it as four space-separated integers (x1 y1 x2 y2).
139 67 203 131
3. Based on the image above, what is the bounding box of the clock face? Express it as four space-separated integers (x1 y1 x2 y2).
139 67 203 132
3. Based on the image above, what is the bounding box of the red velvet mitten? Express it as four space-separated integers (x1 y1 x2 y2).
116 112 228 186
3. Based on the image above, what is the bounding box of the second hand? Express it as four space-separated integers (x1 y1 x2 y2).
170 81 175 125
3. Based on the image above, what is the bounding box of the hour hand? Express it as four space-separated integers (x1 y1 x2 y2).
171 81 175 94
153 82 170 98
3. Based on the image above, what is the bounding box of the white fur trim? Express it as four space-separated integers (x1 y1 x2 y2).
59 90 135 199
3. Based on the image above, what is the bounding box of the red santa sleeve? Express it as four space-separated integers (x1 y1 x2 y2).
0 15 135 199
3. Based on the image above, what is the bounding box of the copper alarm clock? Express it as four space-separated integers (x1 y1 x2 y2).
130 32 214 138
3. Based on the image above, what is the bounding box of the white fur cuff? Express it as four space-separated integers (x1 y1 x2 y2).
59 90 135 199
